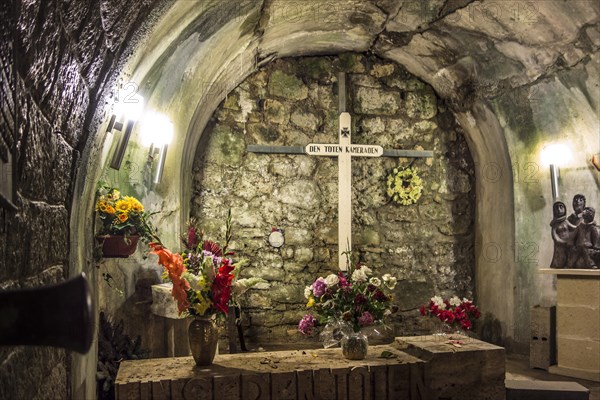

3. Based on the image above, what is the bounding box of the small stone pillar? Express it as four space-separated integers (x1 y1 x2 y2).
150 283 191 357
530 305 556 370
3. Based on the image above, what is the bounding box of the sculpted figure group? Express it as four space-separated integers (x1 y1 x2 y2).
550 194 599 269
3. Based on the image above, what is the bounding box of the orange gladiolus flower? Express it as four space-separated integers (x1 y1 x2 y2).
150 243 190 313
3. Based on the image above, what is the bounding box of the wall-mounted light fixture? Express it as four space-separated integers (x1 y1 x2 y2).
140 112 174 184
541 143 572 201
107 90 144 170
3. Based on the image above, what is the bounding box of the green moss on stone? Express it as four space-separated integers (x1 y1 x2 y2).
223 93 240 110
297 57 333 81
247 123 281 142
268 70 308 100
354 86 401 115
492 90 540 148
205 125 245 166
356 229 381 246
393 279 435 310
265 99 290 125
338 53 365 73
405 91 438 119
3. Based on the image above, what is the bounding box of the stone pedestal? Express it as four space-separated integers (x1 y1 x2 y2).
115 336 505 400
540 269 600 382
151 283 191 357
530 306 556 370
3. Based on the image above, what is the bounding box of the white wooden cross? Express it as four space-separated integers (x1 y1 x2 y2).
248 73 433 270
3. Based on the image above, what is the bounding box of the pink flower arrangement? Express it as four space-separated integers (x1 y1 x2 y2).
298 315 317 335
299 264 398 335
420 295 481 331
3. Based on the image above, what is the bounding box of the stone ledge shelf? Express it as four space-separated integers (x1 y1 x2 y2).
539 268 600 276
115 336 504 400
538 268 600 382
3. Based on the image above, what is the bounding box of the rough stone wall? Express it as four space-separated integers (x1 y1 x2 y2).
191 54 475 347
0 0 164 398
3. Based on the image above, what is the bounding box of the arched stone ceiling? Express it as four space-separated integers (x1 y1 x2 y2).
110 0 599 345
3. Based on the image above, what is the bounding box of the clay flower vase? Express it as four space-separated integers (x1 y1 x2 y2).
341 330 369 360
95 235 139 258
188 315 219 366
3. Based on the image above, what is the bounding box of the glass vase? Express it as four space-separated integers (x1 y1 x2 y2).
432 320 457 341
431 320 447 338
433 320 473 342
188 315 219 366
341 331 368 360
451 328 475 343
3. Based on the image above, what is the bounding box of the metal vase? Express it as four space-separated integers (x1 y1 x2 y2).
96 235 139 258
341 331 368 360
188 315 219 366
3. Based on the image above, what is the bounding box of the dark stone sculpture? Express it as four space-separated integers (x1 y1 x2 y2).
572 207 599 269
567 194 586 226
549 201 575 268
551 195 599 269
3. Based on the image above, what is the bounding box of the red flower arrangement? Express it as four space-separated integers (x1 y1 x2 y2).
420 296 481 331
150 212 256 318
211 258 235 314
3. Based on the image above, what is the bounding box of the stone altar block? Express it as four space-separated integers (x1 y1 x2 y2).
540 269 600 382
397 335 505 400
116 336 504 400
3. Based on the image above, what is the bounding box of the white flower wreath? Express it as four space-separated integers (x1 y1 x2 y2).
386 166 423 205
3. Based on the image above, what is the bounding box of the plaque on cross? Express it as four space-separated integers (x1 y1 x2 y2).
247 73 433 270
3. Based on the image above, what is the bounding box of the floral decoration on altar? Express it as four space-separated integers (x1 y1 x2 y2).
386 166 423 205
151 211 263 318
420 295 481 331
298 263 398 347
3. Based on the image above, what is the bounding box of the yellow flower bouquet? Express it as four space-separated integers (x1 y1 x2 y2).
95 184 160 245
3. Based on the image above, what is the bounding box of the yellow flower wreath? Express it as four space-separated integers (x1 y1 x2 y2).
386 166 424 205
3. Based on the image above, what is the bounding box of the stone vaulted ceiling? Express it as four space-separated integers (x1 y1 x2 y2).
130 0 599 115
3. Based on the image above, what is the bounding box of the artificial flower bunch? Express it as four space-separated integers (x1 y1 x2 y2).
386 166 423 205
298 264 398 337
151 213 261 318
95 184 160 243
420 295 481 331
